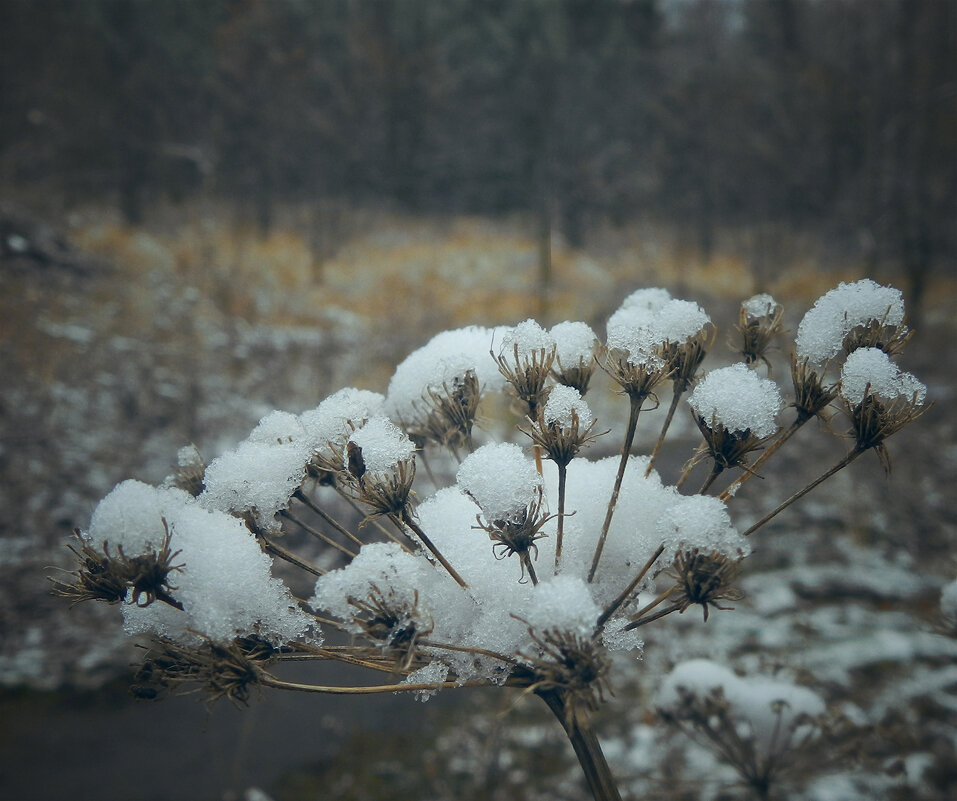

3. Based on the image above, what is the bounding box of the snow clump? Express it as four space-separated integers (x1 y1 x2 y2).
299 387 385 456
347 416 415 474
839 347 926 406
500 319 555 360
384 326 505 424
607 292 710 368
89 480 313 645
742 293 778 318
795 279 905 363
688 363 782 437
655 495 750 563
457 442 543 523
200 411 313 530
550 320 597 367
544 385 593 430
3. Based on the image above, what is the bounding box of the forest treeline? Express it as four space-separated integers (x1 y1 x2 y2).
1 0 954 280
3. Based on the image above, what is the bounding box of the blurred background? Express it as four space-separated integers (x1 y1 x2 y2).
1 2 955 800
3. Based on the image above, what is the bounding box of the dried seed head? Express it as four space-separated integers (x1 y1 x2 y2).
51 524 185 610
735 294 784 371
406 370 481 453
50 530 129 605
524 386 602 468
669 549 745 622
165 445 206 497
687 414 772 475
474 485 554 583
842 317 913 358
494 340 556 418
351 586 433 672
346 453 417 520
839 348 929 472
516 626 612 727
132 636 275 706
598 342 669 402
789 354 838 421
659 324 714 390
552 353 597 396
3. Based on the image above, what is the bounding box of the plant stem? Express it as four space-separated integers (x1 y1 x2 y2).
260 674 476 695
698 462 723 495
259 535 325 577
538 689 623 801
554 463 568 574
646 385 684 476
398 510 469 588
589 395 642 582
280 510 357 558
293 489 363 547
742 447 864 536
595 543 666 632
719 415 807 501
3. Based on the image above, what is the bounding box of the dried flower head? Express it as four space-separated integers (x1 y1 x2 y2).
474 485 554 584
406 370 481 453
735 294 785 370
344 448 417 520
598 342 669 403
524 387 602 468
514 625 612 728
668 549 745 622
132 636 275 706
553 353 597 396
51 523 185 610
839 348 929 473
789 354 838 421
351 586 433 672
165 445 206 497
659 324 714 391
687 413 772 476
842 315 913 358
494 339 556 418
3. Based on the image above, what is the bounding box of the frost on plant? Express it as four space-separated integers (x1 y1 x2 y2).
53 280 928 801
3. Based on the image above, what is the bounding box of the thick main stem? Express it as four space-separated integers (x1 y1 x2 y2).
742 448 864 536
589 395 642 582
538 690 623 801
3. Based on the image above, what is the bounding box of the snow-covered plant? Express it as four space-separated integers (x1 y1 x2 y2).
53 280 928 801
657 659 831 800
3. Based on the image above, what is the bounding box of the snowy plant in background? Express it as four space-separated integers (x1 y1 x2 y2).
53 279 929 801
658 659 830 800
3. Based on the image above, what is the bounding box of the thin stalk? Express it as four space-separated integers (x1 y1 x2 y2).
720 415 807 501
624 602 682 631
538 689 623 801
588 395 642 582
419 449 439 489
533 444 544 476
554 463 568 574
293 489 363 547
742 447 864 536
337 489 412 552
397 510 469 589
595 543 666 632
629 584 679 622
698 462 723 495
280 510 357 558
260 674 480 695
418 639 518 666
523 553 539 586
646 385 684 476
260 536 325 577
